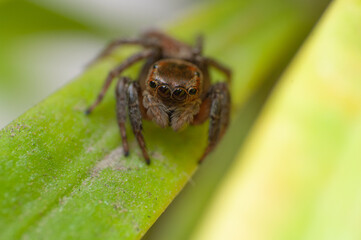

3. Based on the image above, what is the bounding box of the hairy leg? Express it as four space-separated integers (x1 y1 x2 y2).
170 99 202 131
85 49 157 114
128 82 151 164
88 38 159 66
204 57 232 84
199 82 230 163
115 77 130 156
142 90 169 128
115 77 151 164
193 34 204 57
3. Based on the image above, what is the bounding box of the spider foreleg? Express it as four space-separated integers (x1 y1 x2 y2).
199 82 230 163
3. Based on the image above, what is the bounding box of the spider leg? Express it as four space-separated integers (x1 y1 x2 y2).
88 38 159 66
115 77 130 156
85 49 157 114
205 57 232 84
127 81 150 164
199 82 230 164
193 34 204 56
115 77 150 164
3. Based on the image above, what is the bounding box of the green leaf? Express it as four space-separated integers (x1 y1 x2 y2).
0 0 335 239
0 0 279 239
191 0 361 239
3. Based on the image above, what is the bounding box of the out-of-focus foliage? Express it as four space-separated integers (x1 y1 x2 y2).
0 0 103 128
191 0 361 239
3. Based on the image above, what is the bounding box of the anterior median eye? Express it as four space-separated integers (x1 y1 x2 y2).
149 81 157 88
158 85 171 98
188 88 197 95
173 88 187 101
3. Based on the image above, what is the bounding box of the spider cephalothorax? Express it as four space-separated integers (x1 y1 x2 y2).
86 30 231 164
142 59 204 131
146 59 203 104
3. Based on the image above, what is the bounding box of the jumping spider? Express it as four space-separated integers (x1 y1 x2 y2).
86 30 231 164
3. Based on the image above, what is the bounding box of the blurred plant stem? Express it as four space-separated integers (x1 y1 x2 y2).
191 0 361 239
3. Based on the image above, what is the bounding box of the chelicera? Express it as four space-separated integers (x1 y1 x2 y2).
86 30 231 164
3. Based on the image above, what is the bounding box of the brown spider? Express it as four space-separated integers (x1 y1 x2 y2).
85 30 231 164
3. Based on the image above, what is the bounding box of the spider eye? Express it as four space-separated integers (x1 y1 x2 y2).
188 88 197 95
194 71 200 77
153 64 158 69
149 81 157 88
173 88 187 101
158 85 171 98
